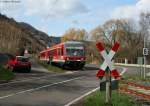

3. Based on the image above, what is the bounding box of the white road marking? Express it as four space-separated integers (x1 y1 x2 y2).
0 72 75 86
64 87 100 106
0 76 83 100
65 71 74 74
65 67 127 106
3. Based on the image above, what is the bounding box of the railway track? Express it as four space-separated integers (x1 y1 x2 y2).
119 81 150 105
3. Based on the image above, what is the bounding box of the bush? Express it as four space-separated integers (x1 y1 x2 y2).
0 66 14 81
0 53 9 65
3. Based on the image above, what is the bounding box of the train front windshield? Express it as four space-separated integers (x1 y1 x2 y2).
65 42 85 56
66 47 84 56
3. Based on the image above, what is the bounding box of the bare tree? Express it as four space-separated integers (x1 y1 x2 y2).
90 26 105 42
61 28 87 42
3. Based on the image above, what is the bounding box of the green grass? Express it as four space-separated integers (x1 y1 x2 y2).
0 66 14 81
76 91 136 106
38 61 68 73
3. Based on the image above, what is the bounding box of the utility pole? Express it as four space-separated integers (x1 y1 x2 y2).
142 36 149 79
143 37 147 79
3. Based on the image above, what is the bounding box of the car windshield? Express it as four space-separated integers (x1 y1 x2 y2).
17 57 29 62
66 48 84 56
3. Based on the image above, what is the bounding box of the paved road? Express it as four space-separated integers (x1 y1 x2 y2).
0 64 99 106
12 59 54 81
0 63 149 106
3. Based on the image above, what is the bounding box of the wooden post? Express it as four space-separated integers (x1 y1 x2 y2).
105 67 111 104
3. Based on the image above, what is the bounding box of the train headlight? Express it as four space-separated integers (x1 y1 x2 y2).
66 57 69 61
81 58 84 61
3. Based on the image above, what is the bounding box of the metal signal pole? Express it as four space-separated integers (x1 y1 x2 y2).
143 37 146 79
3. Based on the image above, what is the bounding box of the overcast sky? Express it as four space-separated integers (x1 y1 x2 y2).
1 0 150 36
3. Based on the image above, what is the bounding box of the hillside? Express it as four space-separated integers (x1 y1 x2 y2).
0 14 60 55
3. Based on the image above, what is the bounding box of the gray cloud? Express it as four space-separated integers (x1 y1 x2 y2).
24 0 89 19
112 0 150 20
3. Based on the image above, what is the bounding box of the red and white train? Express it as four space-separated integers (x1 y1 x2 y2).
39 41 86 69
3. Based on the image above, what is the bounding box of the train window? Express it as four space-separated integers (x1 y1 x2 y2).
66 48 84 56
57 48 61 56
61 48 63 55
59 48 61 56
49 51 52 56
57 49 59 55
58 49 59 56
54 49 57 56
52 50 54 55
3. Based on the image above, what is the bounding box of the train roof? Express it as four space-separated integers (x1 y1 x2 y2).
64 41 83 45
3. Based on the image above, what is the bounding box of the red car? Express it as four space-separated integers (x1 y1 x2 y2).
8 56 31 72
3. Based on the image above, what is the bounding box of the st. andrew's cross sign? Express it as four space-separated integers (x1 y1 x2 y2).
96 42 120 79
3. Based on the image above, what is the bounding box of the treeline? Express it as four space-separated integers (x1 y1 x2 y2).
61 13 150 64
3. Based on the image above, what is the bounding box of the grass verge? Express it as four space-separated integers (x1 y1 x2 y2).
38 61 68 73
73 91 136 106
0 66 14 81
123 75 150 82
